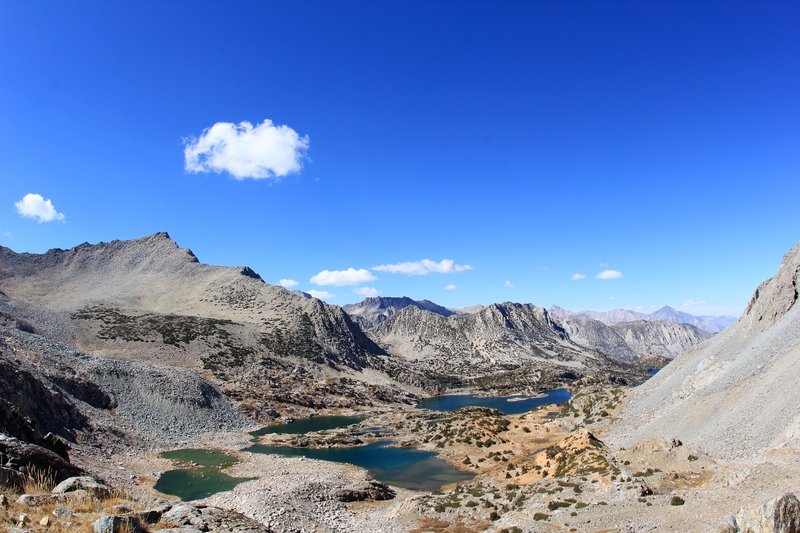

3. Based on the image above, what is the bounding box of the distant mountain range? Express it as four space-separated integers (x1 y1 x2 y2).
343 296 716 362
548 305 736 333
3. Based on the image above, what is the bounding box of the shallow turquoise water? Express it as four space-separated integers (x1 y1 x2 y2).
154 449 254 500
416 387 572 414
245 441 473 491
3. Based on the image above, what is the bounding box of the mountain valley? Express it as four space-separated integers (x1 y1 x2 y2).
1 234 797 532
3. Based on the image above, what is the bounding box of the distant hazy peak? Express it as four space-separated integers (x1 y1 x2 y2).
548 304 736 333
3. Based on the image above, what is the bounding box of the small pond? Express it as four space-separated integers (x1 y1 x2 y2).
243 441 473 491
154 448 254 501
250 416 364 437
647 368 660 376
417 387 572 415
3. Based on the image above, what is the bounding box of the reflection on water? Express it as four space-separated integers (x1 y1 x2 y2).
417 387 572 415
245 441 473 491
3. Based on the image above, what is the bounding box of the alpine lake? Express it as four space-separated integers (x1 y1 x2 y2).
154 388 572 500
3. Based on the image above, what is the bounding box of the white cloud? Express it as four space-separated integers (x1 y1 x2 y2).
596 269 623 280
15 193 65 223
310 268 376 286
354 287 380 298
444 284 457 291
278 278 299 289
570 273 586 281
184 119 309 180
306 290 335 300
373 259 472 276
682 299 707 307
504 280 515 288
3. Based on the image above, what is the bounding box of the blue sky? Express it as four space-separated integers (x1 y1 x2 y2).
1 1 798 316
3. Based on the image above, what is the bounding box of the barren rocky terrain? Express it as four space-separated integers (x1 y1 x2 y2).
1 234 797 533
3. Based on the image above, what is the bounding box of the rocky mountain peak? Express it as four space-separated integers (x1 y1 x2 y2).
740 241 800 335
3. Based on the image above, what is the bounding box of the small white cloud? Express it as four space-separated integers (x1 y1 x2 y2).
278 278 299 289
354 287 380 298
184 119 309 180
682 299 707 307
444 284 457 291
503 280 515 288
570 273 586 281
306 290 335 300
596 269 623 280
15 193 65 223
310 268 376 286
373 259 472 276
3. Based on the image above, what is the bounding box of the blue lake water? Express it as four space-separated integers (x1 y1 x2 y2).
244 441 473 491
647 368 660 376
416 387 572 415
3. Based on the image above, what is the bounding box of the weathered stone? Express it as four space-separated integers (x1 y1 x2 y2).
735 492 800 533
52 476 112 499
0 434 84 490
92 514 144 533
17 490 89 507
39 516 50 526
161 503 268 532
773 493 800 533
334 480 396 502
52 507 73 517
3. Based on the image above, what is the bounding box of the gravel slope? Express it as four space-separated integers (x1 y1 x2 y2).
608 243 800 461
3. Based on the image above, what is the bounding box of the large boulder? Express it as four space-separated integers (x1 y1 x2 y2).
52 476 112 499
333 480 396 502
161 503 269 532
0 433 84 490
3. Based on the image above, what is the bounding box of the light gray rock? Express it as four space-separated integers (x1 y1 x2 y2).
92 515 144 533
52 476 111 499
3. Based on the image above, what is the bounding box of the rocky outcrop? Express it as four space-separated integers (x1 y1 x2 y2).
161 503 269 533
333 480 395 502
0 434 85 489
729 492 800 533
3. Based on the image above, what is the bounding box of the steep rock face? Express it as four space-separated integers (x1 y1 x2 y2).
610 320 712 359
555 317 638 362
343 296 454 329
609 242 800 461
0 233 384 372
